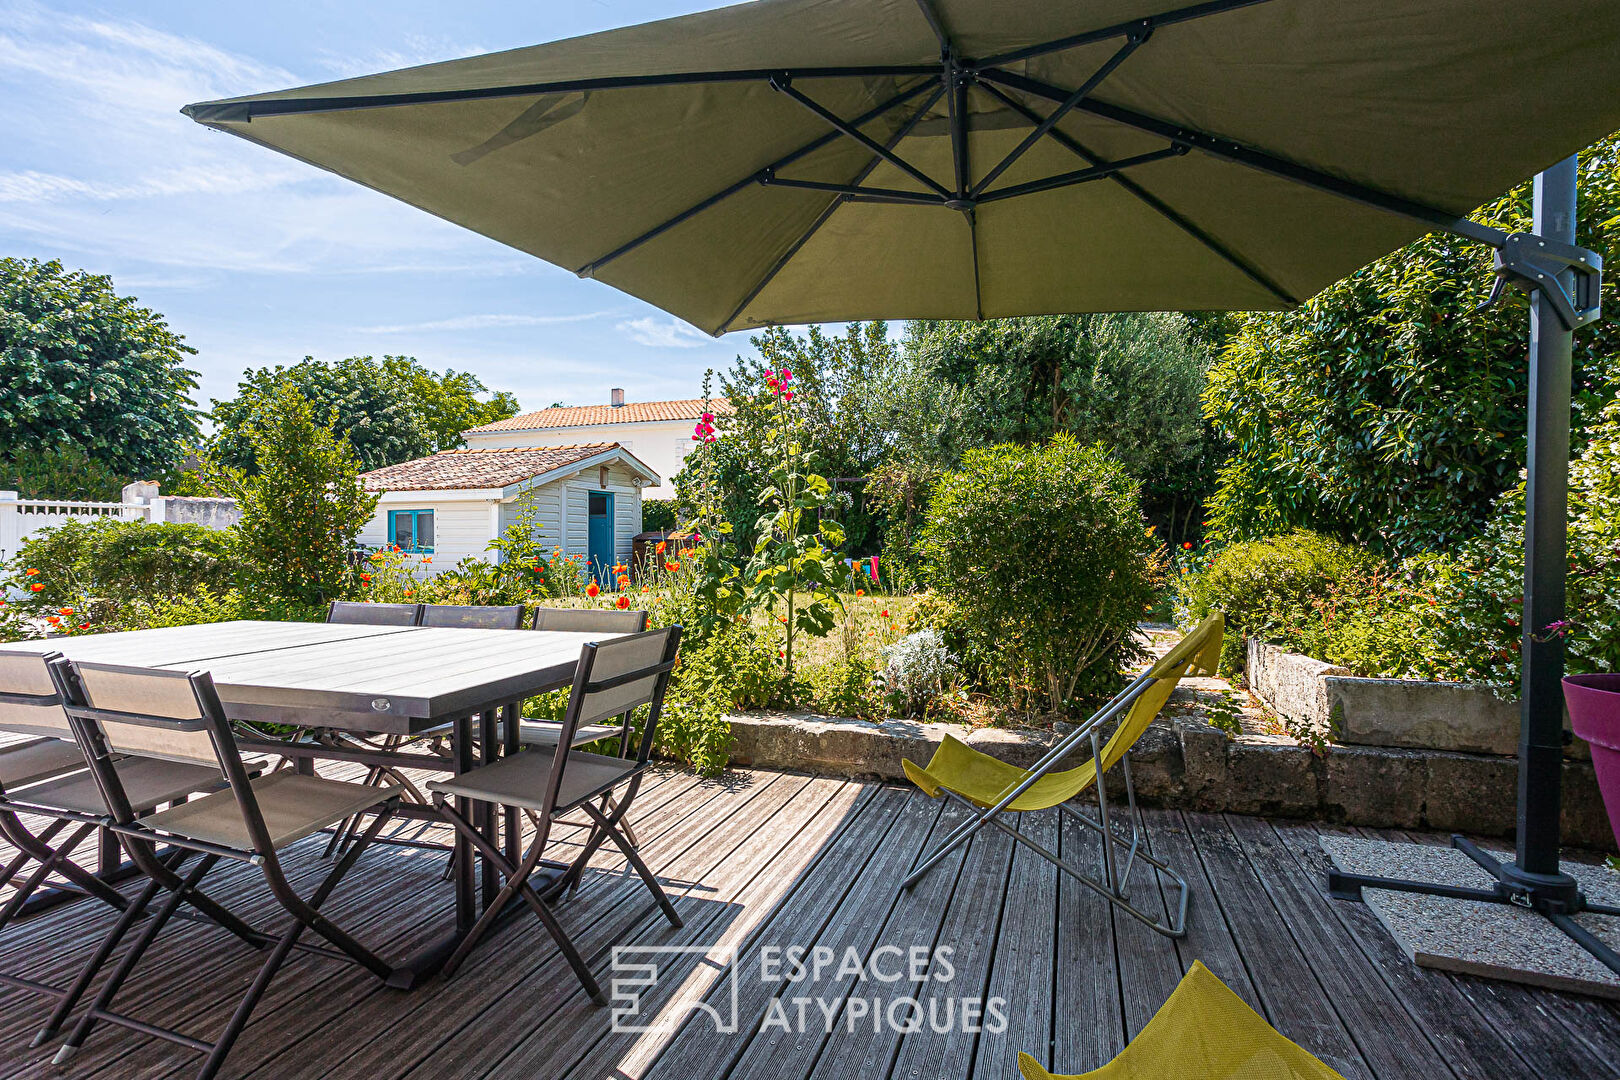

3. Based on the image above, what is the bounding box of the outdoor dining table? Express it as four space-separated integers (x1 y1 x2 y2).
7 619 624 988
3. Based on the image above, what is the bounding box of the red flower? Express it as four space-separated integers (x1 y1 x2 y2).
655 540 668 555
855 588 865 597
1182 542 1194 550
881 609 890 618
24 568 38 576
586 582 600 598
616 595 631 610
665 560 680 572
78 624 89 631
29 583 44 592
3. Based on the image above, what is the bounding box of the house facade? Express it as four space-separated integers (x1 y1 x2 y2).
461 389 733 500
358 443 659 581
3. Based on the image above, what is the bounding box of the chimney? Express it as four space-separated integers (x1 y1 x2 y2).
610 388 625 407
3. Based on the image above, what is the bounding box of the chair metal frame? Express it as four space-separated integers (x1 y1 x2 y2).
429 626 683 1002
900 644 1216 938
42 659 400 1080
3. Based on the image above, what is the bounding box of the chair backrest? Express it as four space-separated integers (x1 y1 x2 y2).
418 604 525 630
542 626 681 813
51 660 270 849
1095 612 1224 774
0 649 73 739
530 607 648 634
328 601 422 626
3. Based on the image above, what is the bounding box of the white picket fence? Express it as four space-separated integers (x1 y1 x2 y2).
0 492 153 567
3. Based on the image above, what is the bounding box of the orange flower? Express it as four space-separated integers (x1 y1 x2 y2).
78 624 89 631
586 582 600 598
664 561 680 572
655 540 667 555
855 588 865 597
360 581 372 589
46 616 60 625
58 607 73 616
1182 542 1194 550
615 595 631 610
641 586 650 594
24 568 38 576
29 583 44 592
778 615 787 624
617 575 630 589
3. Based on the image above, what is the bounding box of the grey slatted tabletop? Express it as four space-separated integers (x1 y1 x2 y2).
8 620 611 734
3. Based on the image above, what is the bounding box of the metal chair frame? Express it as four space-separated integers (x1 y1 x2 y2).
42 659 399 1080
429 626 683 1002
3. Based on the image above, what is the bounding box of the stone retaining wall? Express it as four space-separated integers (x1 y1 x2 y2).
1246 639 1583 759
725 707 1614 851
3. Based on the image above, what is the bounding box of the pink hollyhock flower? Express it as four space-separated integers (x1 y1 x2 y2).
701 411 714 423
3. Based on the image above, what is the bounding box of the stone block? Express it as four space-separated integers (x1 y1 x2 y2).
1424 752 1517 836
1246 638 1345 736
1321 746 1426 828
1328 676 1523 756
1220 739 1321 817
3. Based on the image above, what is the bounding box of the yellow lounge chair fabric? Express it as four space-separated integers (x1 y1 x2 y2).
1017 961 1346 1080
903 614 1224 813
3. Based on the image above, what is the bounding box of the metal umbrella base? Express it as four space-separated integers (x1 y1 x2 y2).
1324 833 1620 997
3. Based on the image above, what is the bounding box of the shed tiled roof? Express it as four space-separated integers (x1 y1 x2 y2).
360 443 620 492
467 398 734 433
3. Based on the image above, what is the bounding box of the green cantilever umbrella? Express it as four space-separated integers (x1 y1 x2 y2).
185 0 1620 978
184 0 1619 336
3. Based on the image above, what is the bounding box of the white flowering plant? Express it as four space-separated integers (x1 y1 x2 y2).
876 629 963 718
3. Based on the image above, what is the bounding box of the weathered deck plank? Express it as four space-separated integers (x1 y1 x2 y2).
1 770 1613 1080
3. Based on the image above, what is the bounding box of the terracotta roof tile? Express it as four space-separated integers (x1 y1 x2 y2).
467 397 734 432
360 443 622 492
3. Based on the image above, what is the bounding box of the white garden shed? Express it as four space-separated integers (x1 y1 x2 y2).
358 442 659 581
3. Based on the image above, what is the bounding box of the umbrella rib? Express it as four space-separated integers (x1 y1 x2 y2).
975 0 1277 69
576 78 937 278
975 146 1189 204
757 176 943 205
772 78 953 200
182 66 941 122
716 83 946 334
969 32 1148 200
913 0 951 52
978 67 1505 248
975 80 1296 304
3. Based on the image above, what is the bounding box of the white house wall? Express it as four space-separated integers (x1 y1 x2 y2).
360 497 498 570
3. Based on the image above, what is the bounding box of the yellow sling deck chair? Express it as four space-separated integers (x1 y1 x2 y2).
1018 960 1345 1079
900 613 1223 938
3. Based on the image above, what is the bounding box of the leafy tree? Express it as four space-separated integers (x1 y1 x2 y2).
380 356 520 452
1204 132 1620 556
903 312 1218 543
208 383 378 605
0 445 125 501
676 323 899 553
0 258 198 477
211 355 517 473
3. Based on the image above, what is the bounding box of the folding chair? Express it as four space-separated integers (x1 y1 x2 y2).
0 650 234 1008
900 614 1224 938
43 659 401 1080
326 600 421 625
323 604 526 858
419 603 526 629
1017 960 1345 1079
426 626 683 1002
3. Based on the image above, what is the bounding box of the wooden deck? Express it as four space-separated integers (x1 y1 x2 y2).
2 765 1618 1080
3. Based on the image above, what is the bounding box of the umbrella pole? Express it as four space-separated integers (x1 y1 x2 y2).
1505 156 1579 900
1326 157 1620 981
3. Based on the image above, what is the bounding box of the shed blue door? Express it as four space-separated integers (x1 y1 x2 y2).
587 491 614 584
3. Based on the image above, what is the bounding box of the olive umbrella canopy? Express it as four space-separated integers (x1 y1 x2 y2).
183 0 1620 336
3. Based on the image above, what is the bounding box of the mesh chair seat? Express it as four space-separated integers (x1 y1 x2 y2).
1018 961 1345 1079
19 757 231 816
428 750 634 815
141 773 402 852
514 720 620 748
0 737 87 789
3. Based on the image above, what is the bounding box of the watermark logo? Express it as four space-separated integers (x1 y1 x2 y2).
610 944 1006 1036
611 945 741 1034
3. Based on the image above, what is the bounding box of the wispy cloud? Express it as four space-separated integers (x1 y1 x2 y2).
618 316 714 348
313 35 490 80
359 311 618 333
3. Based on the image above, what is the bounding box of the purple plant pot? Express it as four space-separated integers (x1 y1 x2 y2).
1564 674 1620 850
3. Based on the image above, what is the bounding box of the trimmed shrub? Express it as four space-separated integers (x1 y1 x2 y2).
921 435 1161 716
1177 530 1378 675
4 517 235 612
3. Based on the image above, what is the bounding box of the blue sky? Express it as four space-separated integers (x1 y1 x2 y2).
0 0 772 420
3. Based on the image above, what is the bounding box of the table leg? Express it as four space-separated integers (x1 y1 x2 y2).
453 715 475 933
478 709 498 908
502 703 520 866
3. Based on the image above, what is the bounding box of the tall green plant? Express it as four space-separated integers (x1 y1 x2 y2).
670 373 746 642
742 366 846 676
209 383 378 605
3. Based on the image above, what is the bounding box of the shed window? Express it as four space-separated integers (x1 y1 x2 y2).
387 509 435 553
